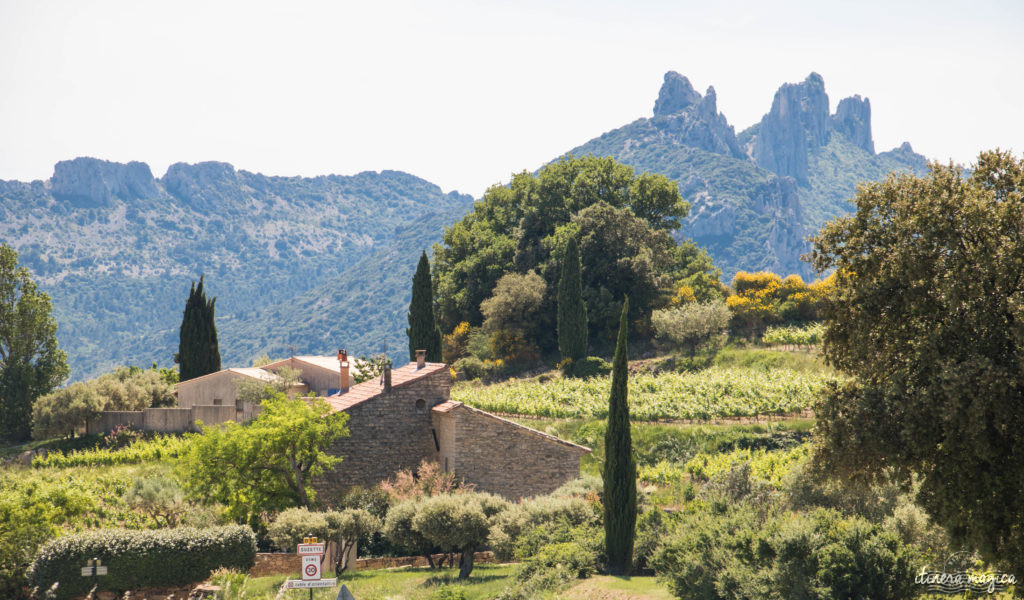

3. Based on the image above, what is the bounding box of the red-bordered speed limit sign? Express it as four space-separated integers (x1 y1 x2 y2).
301 555 321 580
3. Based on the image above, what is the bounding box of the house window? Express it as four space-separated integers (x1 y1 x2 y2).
213 398 222 406
444 457 449 472
415 398 426 410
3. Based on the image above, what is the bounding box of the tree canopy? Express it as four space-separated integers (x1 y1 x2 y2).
809 149 1024 578
177 276 220 381
407 251 443 362
0 244 68 442
179 393 349 523
433 155 717 353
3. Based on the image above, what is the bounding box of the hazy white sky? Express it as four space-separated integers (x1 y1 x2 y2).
1 0 1021 197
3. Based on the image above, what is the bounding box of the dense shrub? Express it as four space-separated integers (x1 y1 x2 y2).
28 525 256 599
521 542 596 579
562 356 611 379
490 495 599 561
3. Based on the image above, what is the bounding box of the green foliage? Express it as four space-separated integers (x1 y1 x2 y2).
267 507 330 551
412 493 505 579
557 236 588 361
761 323 824 348
124 475 188 528
234 365 303 404
31 434 192 468
0 244 68 442
32 366 177 439
353 353 389 384
604 299 636 574
434 155 707 352
452 367 830 421
481 271 545 364
179 393 349 522
490 493 600 561
809 149 1024 576
563 356 611 379
652 301 730 356
382 499 434 559
684 443 811 488
28 525 256 599
177 275 220 381
408 251 443 362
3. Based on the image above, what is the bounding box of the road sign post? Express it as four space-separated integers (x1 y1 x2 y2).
80 557 108 595
285 537 338 599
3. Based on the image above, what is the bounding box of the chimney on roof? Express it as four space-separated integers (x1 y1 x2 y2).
383 361 392 392
337 349 350 393
416 349 426 370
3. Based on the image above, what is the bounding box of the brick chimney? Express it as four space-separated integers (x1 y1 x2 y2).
383 361 392 391
416 349 426 370
337 349 350 393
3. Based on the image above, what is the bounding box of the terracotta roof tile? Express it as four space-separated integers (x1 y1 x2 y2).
325 362 448 412
431 400 462 413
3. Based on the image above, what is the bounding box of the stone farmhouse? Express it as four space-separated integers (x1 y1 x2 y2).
317 350 590 501
91 350 589 500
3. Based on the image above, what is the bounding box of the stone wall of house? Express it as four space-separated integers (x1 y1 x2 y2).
449 406 587 499
314 369 450 503
433 409 455 474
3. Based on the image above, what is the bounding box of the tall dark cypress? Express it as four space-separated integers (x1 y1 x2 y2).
557 236 588 363
177 276 221 381
603 298 636 575
407 251 443 362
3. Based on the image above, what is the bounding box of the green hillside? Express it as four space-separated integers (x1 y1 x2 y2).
0 159 474 379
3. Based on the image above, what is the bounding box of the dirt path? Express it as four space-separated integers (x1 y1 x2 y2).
561 575 674 600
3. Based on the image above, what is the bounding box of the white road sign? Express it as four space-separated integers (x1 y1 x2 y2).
285 578 337 589
301 555 321 580
297 543 326 555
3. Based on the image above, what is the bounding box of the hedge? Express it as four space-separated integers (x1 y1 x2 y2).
28 525 256 599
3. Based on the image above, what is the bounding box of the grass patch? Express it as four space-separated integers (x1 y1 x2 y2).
713 347 832 374
562 575 674 599
211 564 517 600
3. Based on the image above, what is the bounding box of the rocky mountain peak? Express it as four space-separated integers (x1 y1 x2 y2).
50 157 159 207
831 95 874 154
653 71 702 116
748 72 831 184
162 161 245 210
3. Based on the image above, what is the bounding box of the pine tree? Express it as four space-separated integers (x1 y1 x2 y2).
407 251 442 362
177 276 221 381
603 297 636 575
557 236 588 363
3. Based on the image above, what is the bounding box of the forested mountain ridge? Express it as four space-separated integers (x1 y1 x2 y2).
562 71 929 278
0 158 474 380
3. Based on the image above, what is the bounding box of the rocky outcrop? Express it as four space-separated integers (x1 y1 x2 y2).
749 73 830 185
651 75 745 159
831 95 874 153
50 157 160 207
653 71 702 116
162 161 248 211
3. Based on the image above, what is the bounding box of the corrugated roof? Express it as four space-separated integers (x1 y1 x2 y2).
325 362 448 412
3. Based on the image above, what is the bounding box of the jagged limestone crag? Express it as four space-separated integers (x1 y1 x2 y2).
563 70 929 279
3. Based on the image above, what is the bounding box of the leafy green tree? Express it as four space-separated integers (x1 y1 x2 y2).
809 150 1024 578
0 244 68 442
557 236 588 362
433 155 695 337
480 271 545 364
177 275 221 381
179 393 349 522
407 251 443 362
31 366 176 439
651 300 731 356
125 476 189 528
603 298 636 575
412 493 505 579
383 499 438 568
326 508 381 572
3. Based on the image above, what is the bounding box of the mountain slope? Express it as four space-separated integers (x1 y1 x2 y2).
0 159 473 379
563 71 929 278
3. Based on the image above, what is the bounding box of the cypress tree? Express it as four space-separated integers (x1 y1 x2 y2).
407 251 443 362
557 236 588 363
177 276 221 381
603 297 636 575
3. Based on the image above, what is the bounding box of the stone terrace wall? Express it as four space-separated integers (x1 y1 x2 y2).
314 370 450 504
87 405 237 435
449 406 587 499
